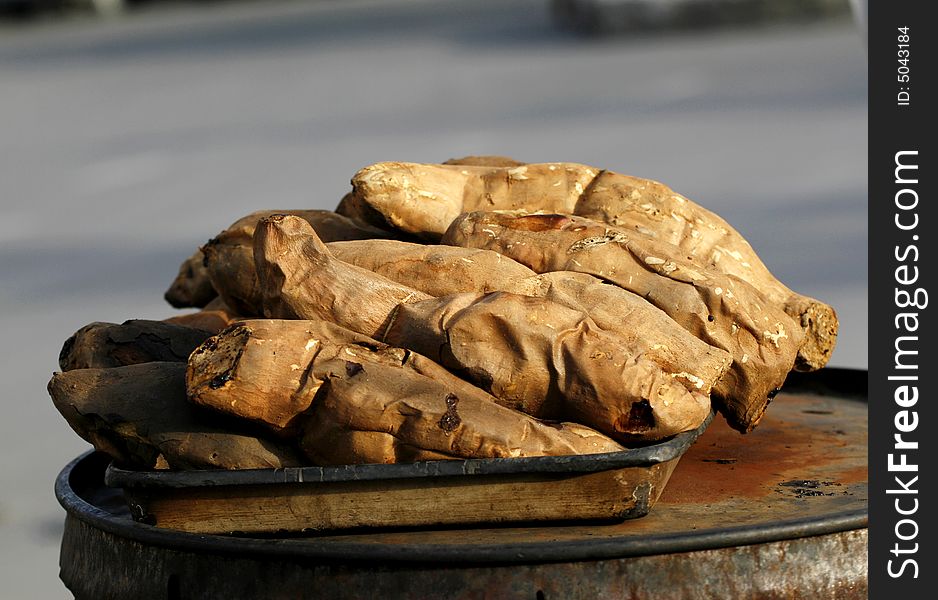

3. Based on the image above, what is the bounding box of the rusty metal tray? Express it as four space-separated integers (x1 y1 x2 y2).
104 411 713 534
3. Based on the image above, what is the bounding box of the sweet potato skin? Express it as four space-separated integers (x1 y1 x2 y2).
255 215 431 338
349 162 596 240
48 362 304 470
574 170 837 371
184 318 626 462
186 319 393 437
59 320 212 371
384 291 715 442
329 240 731 401
196 209 398 316
327 239 537 296
443 211 802 432
164 249 216 309
302 354 627 465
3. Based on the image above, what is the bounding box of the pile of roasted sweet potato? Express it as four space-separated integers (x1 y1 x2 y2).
48 156 837 471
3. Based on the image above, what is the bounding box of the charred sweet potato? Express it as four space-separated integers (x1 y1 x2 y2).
59 320 212 371
48 362 303 470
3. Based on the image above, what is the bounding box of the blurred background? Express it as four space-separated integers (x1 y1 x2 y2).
1 0 865 596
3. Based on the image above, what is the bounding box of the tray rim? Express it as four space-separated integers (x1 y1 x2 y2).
106 412 713 490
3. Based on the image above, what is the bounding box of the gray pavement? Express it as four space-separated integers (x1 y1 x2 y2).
0 1 866 596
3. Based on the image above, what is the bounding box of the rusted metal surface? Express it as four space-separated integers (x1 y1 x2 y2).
57 368 867 598
652 388 867 525
60 514 866 600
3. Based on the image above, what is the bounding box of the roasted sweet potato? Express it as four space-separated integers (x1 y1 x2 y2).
347 161 596 238
345 160 837 370
328 240 731 396
164 249 217 309
167 210 397 316
255 216 719 442
303 352 626 465
47 362 304 470
59 320 212 371
443 211 802 432
186 318 625 461
186 318 389 436
574 170 837 371
256 215 431 338
383 291 716 442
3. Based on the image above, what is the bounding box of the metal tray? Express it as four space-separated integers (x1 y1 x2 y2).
105 412 714 534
